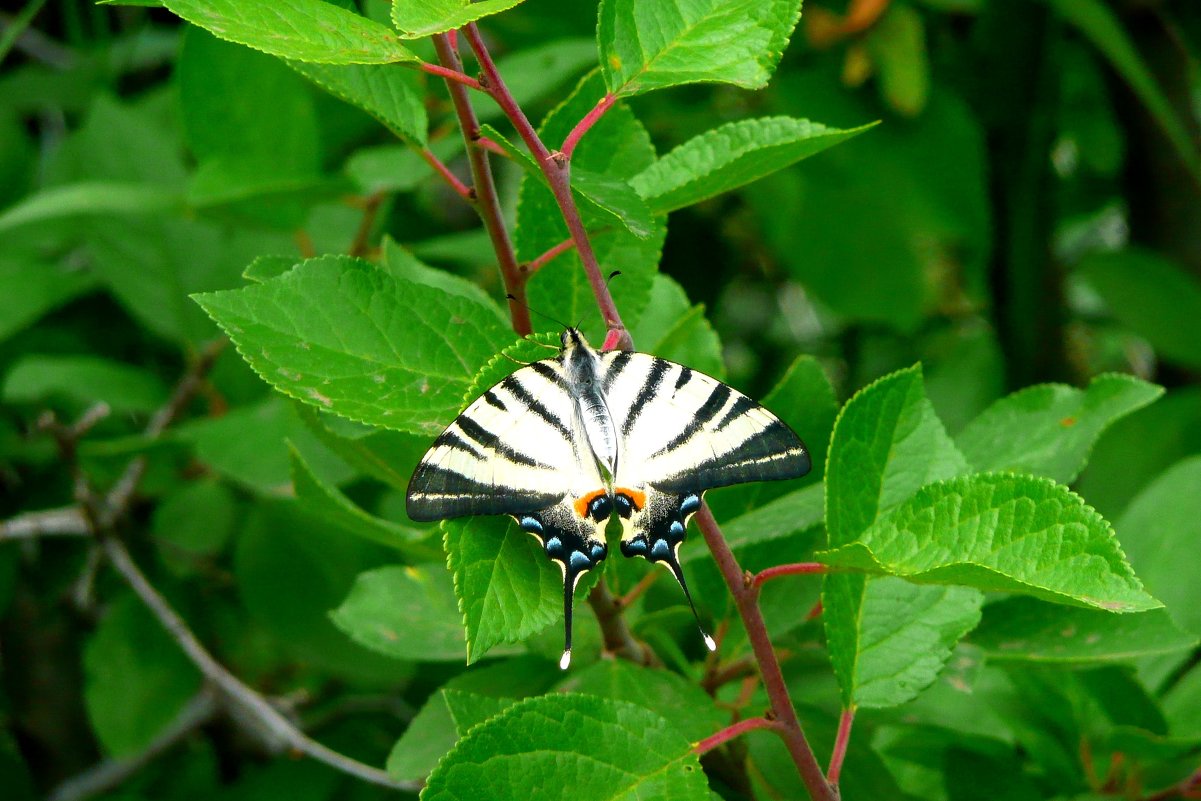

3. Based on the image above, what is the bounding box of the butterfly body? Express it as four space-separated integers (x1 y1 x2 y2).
406 329 810 668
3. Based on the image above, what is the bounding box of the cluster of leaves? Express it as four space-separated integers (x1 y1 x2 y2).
2 0 1201 800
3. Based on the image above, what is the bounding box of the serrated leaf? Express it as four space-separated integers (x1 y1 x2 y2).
331 565 466 661
826 365 968 547
2 354 168 414
597 0 802 97
480 124 654 241
443 518 560 664
388 690 518 782
381 238 504 317
515 72 664 341
555 660 726 742
820 473 1161 613
954 373 1163 485
422 694 708 801
292 401 427 494
192 255 512 435
0 182 180 233
83 595 202 757
1080 248 1201 371
850 579 983 709
391 0 527 38
243 254 299 283
631 117 874 214
289 61 427 145
289 447 430 555
1116 456 1201 635
162 0 418 64
971 597 1198 664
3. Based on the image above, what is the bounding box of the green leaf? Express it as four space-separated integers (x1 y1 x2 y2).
291 401 426 494
631 117 874 214
597 0 802 97
422 694 708 800
819 473 1161 613
289 61 427 145
290 447 430 555
1048 0 1198 173
865 4 930 116
628 274 723 378
380 238 505 318
0 256 96 343
444 517 560 664
0 182 180 233
2 354 168 414
161 0 419 64
954 373 1163 485
1080 248 1201 371
83 595 202 757
1115 456 1201 635
840 579 983 709
193 255 512 435
391 0 527 38
826 365 968 547
515 71 664 341
151 479 237 570
971 597 1198 664
234 500 403 683
344 145 432 194
389 690 519 782
555 660 727 742
480 124 654 241
331 565 467 661
1163 663 1201 738
684 482 823 563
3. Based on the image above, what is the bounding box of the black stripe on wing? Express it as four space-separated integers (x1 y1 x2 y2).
657 419 810 495
622 358 671 436
454 415 548 468
501 374 573 442
652 382 731 457
406 463 560 521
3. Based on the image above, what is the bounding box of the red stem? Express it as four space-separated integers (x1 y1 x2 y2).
752 562 828 588
524 236 576 276
418 147 472 202
463 23 630 348
418 61 483 90
476 136 508 157
430 33 531 336
561 92 617 159
827 706 855 785
695 506 837 801
693 717 781 755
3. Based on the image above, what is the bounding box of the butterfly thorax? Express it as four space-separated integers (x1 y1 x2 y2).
560 328 619 480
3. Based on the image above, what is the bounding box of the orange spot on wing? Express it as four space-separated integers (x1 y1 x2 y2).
574 489 608 520
615 487 646 512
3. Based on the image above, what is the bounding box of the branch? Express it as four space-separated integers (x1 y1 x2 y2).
0 506 88 541
418 60 482 90
348 191 385 257
464 23 630 347
752 562 828 588
431 32 531 336
47 690 219 801
102 537 416 792
418 147 473 201
827 706 855 785
561 92 617 159
587 580 659 666
695 506 837 801
693 717 782 755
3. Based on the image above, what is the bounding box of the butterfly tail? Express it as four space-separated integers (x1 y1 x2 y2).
655 545 717 653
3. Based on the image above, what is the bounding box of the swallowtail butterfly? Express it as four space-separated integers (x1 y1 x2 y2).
406 329 810 668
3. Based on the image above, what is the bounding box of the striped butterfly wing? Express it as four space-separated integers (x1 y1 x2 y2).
600 351 810 640
405 356 611 669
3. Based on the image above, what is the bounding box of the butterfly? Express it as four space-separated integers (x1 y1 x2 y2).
406 328 810 668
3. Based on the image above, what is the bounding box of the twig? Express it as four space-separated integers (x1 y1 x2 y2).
0 0 50 65
752 562 828 588
561 92 617 159
0 506 88 540
588 580 659 666
617 569 660 608
464 23 630 347
522 236 576 277
431 32 531 336
827 706 855 785
475 136 508 157
418 60 482 90
419 147 473 201
694 717 782 755
695 506 837 801
47 690 219 801
101 537 416 792
701 655 759 695
348 191 384 257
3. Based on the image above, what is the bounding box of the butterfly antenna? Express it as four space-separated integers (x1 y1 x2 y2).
659 552 717 652
506 293 571 333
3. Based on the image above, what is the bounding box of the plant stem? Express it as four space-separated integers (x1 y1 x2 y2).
0 506 88 540
431 32 531 336
695 506 837 801
588 580 658 666
419 147 473 201
694 717 781 755
752 562 828 588
347 191 384 257
418 60 482 90
561 92 617 159
463 23 630 347
524 236 577 277
827 706 855 785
